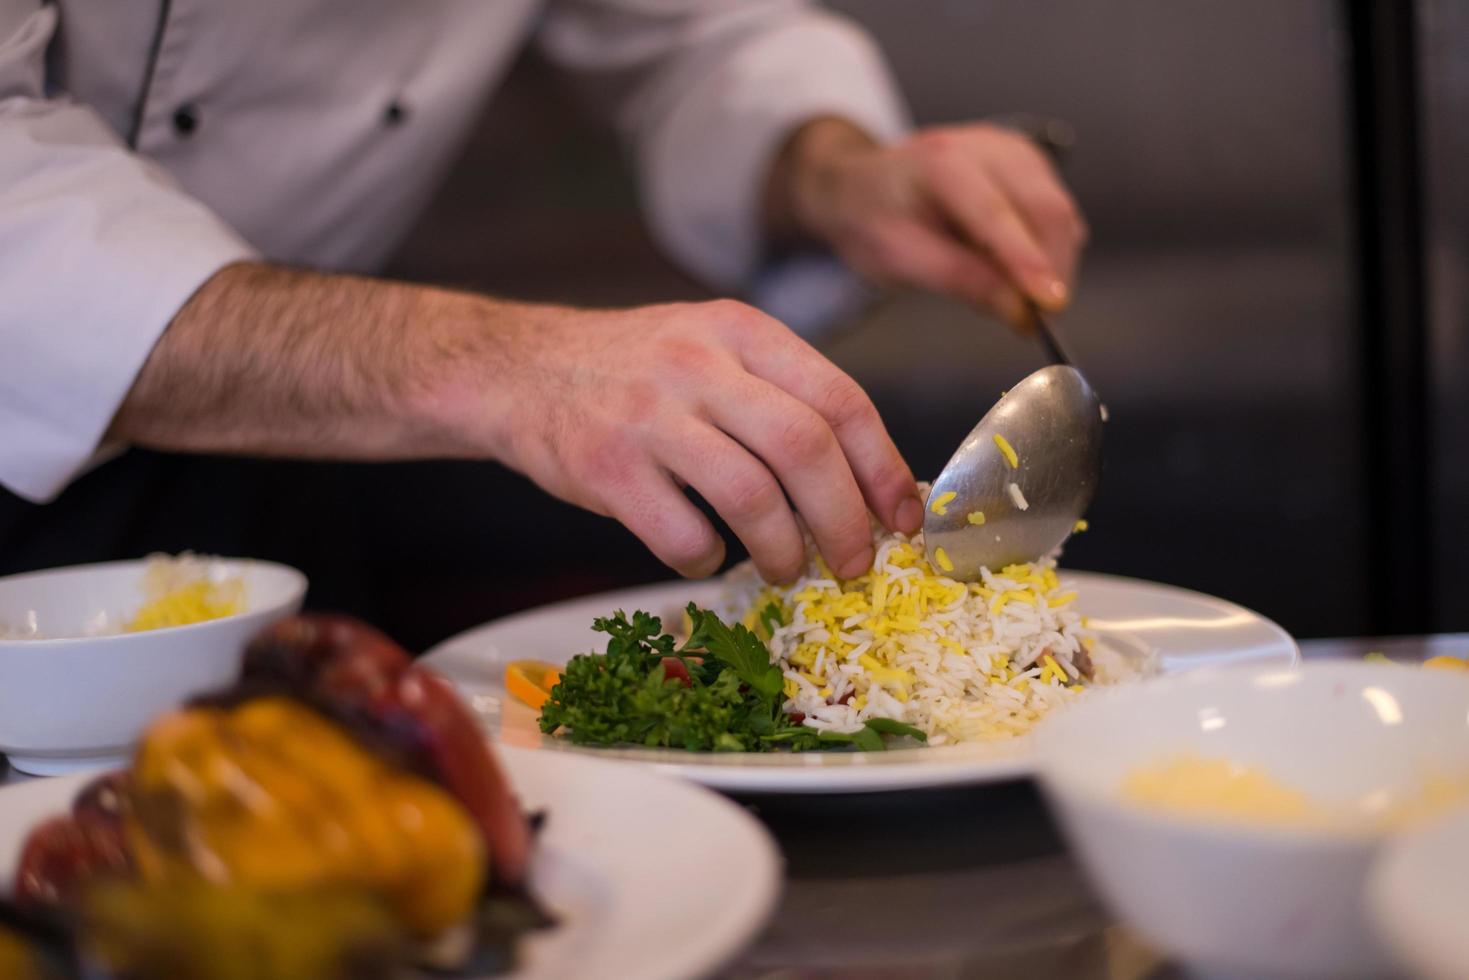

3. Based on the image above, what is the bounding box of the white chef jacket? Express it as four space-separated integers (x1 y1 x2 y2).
0 0 908 504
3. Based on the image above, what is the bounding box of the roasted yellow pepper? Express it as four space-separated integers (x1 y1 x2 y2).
128 697 485 938
82 881 401 980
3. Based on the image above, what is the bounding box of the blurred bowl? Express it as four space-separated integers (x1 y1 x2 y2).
1369 805 1469 980
1033 661 1469 979
0 558 307 775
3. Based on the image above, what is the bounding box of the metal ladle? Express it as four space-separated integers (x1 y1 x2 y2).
921 307 1104 580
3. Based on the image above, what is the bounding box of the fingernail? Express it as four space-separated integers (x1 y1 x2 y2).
896 494 923 534
837 548 875 581
1043 278 1069 307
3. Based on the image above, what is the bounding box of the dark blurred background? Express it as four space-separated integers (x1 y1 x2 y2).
4 1 1464 650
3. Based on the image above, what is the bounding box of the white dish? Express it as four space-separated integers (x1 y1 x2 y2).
421 572 1298 793
1369 806 1469 980
1033 662 1469 980
0 748 780 980
0 559 306 775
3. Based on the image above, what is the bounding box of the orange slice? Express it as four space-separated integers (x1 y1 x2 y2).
1424 655 1468 671
505 660 562 711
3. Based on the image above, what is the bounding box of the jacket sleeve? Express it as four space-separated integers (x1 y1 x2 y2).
538 0 909 334
0 2 256 502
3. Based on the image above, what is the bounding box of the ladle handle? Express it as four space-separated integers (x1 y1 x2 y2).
1030 304 1073 368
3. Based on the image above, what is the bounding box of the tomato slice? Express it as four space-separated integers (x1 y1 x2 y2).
658 657 693 688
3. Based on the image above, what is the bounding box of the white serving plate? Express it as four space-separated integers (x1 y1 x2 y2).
422 572 1298 793
0 747 781 980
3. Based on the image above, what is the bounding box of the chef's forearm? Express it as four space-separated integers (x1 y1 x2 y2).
107 262 524 462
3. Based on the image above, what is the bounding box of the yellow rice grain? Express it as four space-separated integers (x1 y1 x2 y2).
993 434 1019 469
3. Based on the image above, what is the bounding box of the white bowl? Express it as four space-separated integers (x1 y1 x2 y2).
1369 806 1469 980
1033 661 1469 980
0 558 307 775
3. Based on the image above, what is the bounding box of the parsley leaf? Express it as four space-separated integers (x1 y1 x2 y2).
683 604 783 700
862 718 928 742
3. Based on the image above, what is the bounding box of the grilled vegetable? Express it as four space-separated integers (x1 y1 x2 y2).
240 615 532 888
14 782 132 909
128 697 485 938
8 613 548 978
80 882 403 980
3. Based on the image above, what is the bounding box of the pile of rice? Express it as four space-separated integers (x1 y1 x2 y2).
126 553 244 633
723 528 1145 745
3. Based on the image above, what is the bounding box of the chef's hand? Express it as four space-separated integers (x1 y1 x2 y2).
482 299 922 581
765 117 1087 328
113 267 919 582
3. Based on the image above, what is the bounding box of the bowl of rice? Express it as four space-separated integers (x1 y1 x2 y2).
0 555 306 774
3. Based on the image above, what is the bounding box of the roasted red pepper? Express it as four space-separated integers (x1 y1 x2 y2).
14 809 131 909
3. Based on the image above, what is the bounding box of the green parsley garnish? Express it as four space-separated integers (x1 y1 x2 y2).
538 604 928 753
